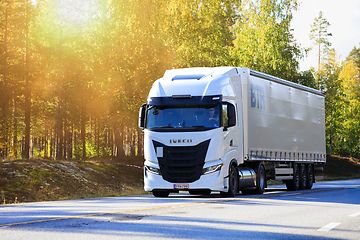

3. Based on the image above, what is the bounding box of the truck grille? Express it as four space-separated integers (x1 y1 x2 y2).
153 140 210 183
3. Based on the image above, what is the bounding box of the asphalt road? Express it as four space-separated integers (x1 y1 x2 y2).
1 179 360 239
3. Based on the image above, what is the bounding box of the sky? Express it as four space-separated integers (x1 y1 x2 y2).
291 0 360 71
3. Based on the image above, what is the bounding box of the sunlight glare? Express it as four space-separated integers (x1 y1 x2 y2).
57 0 96 24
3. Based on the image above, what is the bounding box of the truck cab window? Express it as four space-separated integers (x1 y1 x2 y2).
222 103 236 128
146 104 221 131
222 105 229 128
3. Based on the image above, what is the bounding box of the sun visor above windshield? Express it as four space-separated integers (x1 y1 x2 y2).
148 95 222 106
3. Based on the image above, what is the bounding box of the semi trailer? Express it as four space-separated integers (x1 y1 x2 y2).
138 67 326 197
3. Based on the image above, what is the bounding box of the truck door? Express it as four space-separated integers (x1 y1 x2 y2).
222 102 238 149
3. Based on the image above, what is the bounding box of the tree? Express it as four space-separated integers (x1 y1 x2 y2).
0 0 36 159
231 0 301 81
296 69 317 89
347 44 360 70
164 0 239 67
309 11 332 71
339 57 360 156
316 50 342 155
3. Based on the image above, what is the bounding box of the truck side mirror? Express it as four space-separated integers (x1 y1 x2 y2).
228 104 236 127
139 103 147 129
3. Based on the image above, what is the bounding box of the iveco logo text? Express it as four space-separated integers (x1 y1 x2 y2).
170 139 192 144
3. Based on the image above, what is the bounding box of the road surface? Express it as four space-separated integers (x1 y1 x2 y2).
1 179 360 239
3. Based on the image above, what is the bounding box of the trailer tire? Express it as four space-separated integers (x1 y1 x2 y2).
152 190 169 198
305 164 314 189
220 164 238 197
286 163 300 191
299 164 307 190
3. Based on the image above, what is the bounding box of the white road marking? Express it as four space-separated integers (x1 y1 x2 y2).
349 211 360 217
318 222 341 232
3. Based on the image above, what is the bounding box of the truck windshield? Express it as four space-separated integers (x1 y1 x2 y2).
146 104 221 131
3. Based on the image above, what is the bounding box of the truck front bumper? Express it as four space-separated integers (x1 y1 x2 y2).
144 164 228 192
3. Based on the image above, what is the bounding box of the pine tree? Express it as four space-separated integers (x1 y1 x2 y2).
309 11 332 71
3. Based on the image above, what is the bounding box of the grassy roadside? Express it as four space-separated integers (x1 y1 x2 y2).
0 157 146 204
323 155 360 180
1 154 360 204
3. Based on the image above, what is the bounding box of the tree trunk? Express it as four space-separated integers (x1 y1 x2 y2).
137 128 142 156
1 2 9 158
24 7 31 160
81 104 86 160
96 117 100 158
12 97 18 158
55 94 63 160
44 121 48 158
63 114 67 159
67 124 73 159
114 124 125 160
131 128 136 157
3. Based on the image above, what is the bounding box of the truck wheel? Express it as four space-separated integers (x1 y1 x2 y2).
220 164 238 197
299 164 307 190
152 190 169 197
286 163 300 191
255 163 266 194
305 164 314 189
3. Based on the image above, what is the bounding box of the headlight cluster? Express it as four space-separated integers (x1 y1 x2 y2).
202 163 223 175
145 165 161 175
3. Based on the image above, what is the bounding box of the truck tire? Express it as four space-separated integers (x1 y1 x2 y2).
220 164 238 197
254 163 266 194
286 163 300 191
152 190 169 197
305 164 314 189
299 164 307 190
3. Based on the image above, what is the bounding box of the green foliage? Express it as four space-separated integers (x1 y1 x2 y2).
295 69 318 89
347 44 360 70
231 0 301 81
318 48 360 158
317 51 343 154
165 0 239 67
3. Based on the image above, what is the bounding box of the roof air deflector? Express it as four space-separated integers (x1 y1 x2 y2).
172 74 206 81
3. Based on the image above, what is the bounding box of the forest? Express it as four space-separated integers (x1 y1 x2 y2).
0 0 359 161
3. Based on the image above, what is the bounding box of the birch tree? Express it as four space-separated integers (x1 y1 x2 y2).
231 0 301 81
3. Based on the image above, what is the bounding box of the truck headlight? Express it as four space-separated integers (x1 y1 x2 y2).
202 164 223 175
145 165 161 175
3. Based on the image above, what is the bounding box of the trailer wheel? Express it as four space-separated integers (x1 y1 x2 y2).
286 163 300 191
221 164 238 197
305 164 314 189
152 190 169 197
299 164 307 190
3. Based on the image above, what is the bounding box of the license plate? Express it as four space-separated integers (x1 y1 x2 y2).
173 184 189 190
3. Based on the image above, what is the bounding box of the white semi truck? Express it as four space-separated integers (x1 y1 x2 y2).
139 67 326 197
